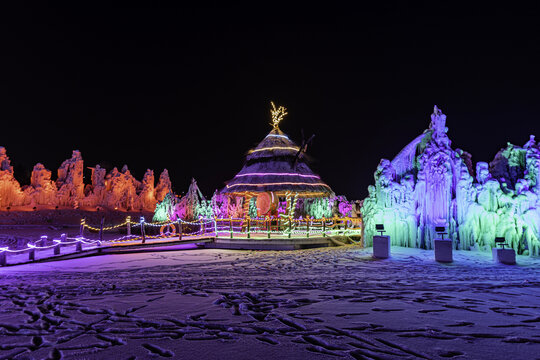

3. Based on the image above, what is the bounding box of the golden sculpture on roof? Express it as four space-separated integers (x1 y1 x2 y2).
270 101 288 130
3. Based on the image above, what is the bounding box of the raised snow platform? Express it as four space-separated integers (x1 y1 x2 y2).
434 239 453 263
206 236 336 251
492 247 516 265
373 235 390 259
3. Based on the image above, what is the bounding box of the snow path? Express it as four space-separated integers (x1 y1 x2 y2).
0 246 539 359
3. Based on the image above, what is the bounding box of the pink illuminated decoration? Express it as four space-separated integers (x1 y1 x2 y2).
235 172 320 179
225 181 332 189
335 195 353 217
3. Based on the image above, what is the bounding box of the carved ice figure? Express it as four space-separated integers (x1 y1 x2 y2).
374 159 397 208
429 105 448 138
103 166 138 210
26 163 57 206
362 158 418 248
305 197 332 219
455 167 474 224
524 138 540 191
228 196 244 218
0 147 11 172
361 186 377 246
56 150 84 207
210 191 229 218
400 174 417 247
521 209 540 256
175 178 205 221
0 147 24 207
155 169 172 202
153 192 178 222
331 199 342 217
476 165 501 213
489 143 527 188
138 169 157 211
329 195 353 217
84 165 107 206
416 136 457 247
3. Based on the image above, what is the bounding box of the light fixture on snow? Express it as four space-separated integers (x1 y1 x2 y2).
435 226 447 240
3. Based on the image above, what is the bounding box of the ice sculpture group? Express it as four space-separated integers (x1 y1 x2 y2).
362 106 539 256
0 149 172 211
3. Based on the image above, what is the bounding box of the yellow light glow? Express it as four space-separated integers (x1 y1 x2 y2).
248 146 299 154
270 101 287 130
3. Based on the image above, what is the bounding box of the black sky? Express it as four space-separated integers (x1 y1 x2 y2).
2 3 540 199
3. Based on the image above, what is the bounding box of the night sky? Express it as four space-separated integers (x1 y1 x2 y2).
2 4 540 200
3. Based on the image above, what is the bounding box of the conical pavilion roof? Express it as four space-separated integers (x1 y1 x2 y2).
221 128 334 197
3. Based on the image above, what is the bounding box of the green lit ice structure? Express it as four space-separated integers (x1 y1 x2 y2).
362 106 540 256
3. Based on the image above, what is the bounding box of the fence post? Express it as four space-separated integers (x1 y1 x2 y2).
0 251 6 266
214 216 217 235
322 217 326 237
55 234 65 255
80 218 85 237
99 217 104 243
306 216 310 238
247 217 251 239
229 218 233 239
140 217 146 244
76 239 82 252
126 216 131 236
267 216 271 239
178 219 182 240
201 218 206 235
29 247 35 261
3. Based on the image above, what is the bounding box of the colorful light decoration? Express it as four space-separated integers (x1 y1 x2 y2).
226 191 330 198
270 101 287 130
235 172 320 179
248 146 299 154
266 133 289 139
226 182 332 188
0 215 363 266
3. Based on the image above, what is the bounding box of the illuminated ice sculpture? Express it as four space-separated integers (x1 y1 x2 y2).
362 106 540 256
0 147 172 211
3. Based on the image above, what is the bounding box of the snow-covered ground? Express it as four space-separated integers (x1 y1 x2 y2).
0 246 538 359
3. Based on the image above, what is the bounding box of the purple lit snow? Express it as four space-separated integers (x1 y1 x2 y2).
0 246 538 359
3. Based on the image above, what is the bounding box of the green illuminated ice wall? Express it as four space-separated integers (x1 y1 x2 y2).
362 106 540 256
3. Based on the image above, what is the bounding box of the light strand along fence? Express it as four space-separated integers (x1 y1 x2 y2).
0 215 362 266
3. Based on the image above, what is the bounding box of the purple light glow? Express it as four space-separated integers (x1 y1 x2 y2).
236 173 320 179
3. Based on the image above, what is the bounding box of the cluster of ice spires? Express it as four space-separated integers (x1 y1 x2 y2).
0 148 171 211
362 106 540 256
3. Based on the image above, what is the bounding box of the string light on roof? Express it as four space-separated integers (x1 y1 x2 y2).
266 133 289 139
270 101 287 130
235 172 320 179
249 146 299 154
226 181 332 189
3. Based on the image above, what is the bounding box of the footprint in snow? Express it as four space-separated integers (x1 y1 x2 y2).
141 343 174 358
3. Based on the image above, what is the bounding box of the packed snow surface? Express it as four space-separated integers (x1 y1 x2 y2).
0 246 538 359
